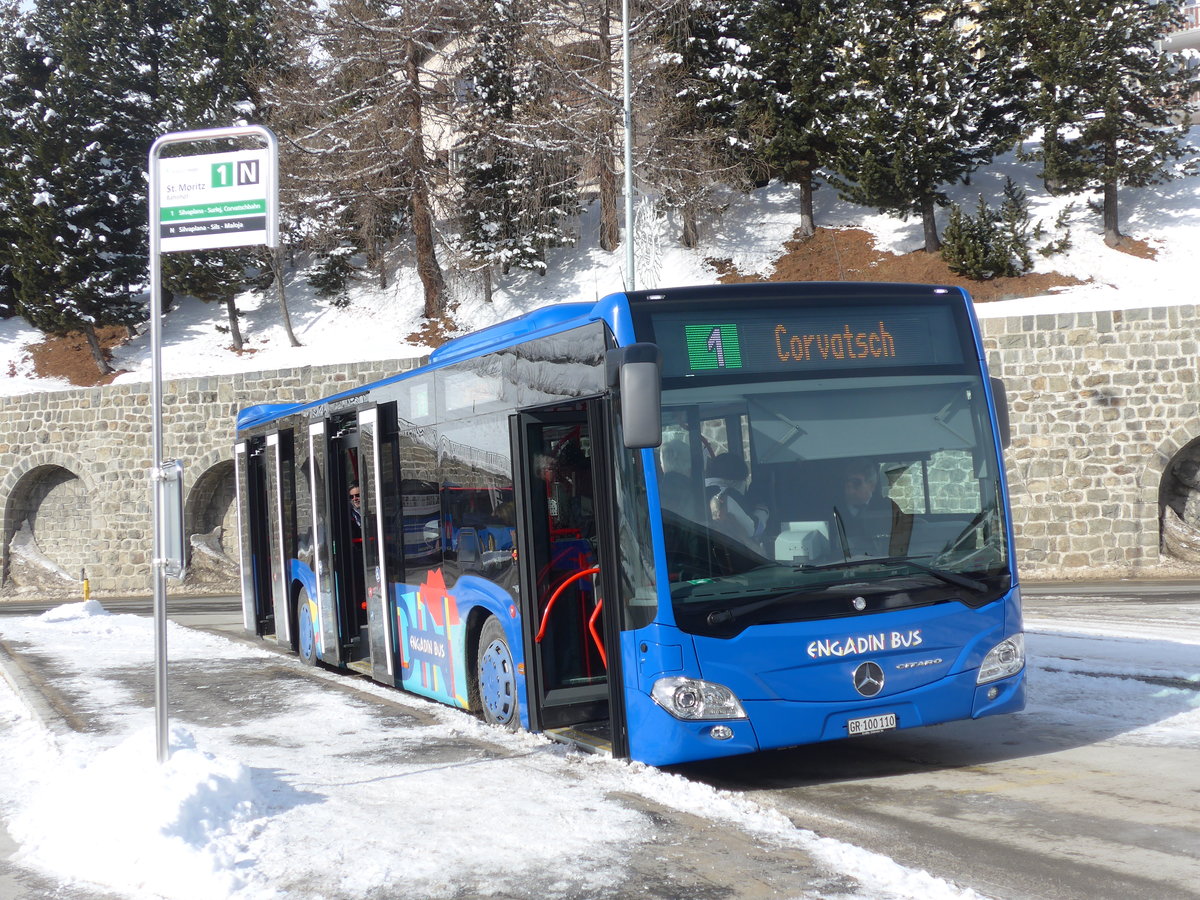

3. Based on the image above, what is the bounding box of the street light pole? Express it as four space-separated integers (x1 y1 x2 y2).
623 0 635 291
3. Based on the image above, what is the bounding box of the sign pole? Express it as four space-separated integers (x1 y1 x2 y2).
147 125 278 763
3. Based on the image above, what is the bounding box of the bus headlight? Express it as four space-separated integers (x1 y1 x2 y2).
977 633 1025 684
651 677 747 720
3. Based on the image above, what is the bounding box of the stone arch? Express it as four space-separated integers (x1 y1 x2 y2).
183 452 239 587
1 453 100 593
1150 421 1200 563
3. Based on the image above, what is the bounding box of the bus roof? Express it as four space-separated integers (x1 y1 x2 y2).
234 283 973 434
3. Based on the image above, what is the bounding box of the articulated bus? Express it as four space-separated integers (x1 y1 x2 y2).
234 282 1025 766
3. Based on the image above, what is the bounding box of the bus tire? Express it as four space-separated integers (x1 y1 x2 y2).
297 590 318 667
477 616 519 729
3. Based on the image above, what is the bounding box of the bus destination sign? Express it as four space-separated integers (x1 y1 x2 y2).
656 305 964 377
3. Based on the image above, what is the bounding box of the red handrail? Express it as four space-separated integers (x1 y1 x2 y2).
588 598 606 667
535 566 600 644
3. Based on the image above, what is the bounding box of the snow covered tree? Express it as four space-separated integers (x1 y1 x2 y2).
454 0 579 298
993 0 1195 247
826 0 1023 252
0 1 146 372
143 0 297 344
635 0 755 248
0 0 287 370
263 0 451 318
697 0 852 239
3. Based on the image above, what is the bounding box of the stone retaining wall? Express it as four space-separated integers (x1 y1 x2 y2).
979 304 1200 577
2 304 1198 598
0 359 418 597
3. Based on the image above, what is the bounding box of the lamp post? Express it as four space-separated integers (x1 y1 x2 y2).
622 0 635 291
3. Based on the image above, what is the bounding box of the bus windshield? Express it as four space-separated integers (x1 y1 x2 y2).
656 371 1010 636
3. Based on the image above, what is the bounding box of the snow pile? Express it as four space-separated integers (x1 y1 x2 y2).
5 521 76 589
38 599 109 622
10 726 267 900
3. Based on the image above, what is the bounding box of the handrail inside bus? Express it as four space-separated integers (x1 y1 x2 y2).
587 598 606 668
535 566 601 645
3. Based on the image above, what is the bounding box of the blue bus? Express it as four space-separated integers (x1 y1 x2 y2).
234 282 1025 766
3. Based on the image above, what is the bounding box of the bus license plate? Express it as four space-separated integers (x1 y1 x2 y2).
847 713 897 736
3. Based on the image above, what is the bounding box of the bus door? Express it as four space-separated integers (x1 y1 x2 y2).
325 414 370 665
263 432 293 648
513 405 626 754
357 406 398 684
235 438 275 636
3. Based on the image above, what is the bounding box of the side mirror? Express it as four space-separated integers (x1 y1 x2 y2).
607 343 662 449
990 376 1011 449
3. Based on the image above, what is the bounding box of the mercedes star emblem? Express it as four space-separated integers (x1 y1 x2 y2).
853 661 885 697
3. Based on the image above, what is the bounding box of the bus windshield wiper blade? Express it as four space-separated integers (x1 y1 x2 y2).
706 591 802 627
795 556 987 593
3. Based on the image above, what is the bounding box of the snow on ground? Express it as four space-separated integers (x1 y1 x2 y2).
0 127 1197 397
0 600 1197 899
0 602 996 900
1024 605 1200 748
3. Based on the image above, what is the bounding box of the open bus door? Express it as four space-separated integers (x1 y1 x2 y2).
357 405 399 684
307 414 372 667
234 438 275 636
512 403 629 757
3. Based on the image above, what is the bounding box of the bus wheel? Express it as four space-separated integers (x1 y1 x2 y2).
297 591 318 667
477 617 519 729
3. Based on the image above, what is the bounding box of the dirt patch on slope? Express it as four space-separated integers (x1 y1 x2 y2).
17 325 131 387
710 227 1086 302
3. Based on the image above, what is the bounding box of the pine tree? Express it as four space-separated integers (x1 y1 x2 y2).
636 0 755 248
705 0 851 238
0 0 287 370
0 1 146 373
455 0 579 298
995 0 1194 247
826 0 1022 252
262 0 450 318
146 0 298 345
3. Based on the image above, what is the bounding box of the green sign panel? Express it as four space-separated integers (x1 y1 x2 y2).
684 324 743 371
157 149 271 252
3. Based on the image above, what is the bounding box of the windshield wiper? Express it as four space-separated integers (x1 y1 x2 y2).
831 505 851 561
704 556 986 627
796 556 987 593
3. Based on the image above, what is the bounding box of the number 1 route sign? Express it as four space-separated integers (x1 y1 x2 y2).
157 148 273 252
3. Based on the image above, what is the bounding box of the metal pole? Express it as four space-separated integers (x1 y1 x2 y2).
623 0 635 291
147 124 278 764
147 150 169 765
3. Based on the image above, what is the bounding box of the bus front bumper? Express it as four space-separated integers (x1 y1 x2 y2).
625 668 1025 767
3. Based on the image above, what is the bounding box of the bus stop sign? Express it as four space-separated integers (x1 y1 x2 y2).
156 147 274 252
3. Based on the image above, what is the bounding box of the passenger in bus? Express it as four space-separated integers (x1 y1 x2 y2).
834 460 912 558
705 452 768 551
349 482 363 543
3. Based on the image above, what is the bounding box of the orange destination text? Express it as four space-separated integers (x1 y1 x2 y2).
774 322 896 362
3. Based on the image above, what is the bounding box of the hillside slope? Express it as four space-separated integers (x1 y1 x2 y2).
1 129 1196 395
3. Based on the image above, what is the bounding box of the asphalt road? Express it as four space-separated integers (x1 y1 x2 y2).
2 582 1197 900
675 580 1200 900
